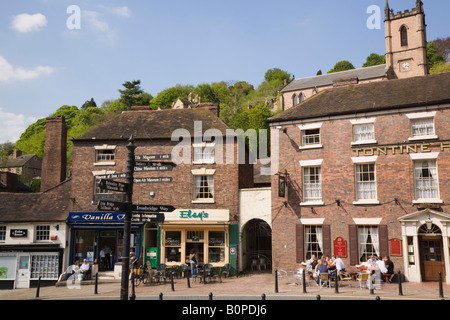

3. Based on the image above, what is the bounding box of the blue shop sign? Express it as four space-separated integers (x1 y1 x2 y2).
69 212 126 223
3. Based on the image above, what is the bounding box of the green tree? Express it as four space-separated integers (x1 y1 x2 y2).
81 98 97 110
192 83 218 103
363 53 386 67
149 84 193 109
327 60 355 74
264 68 291 83
119 80 144 108
427 41 445 69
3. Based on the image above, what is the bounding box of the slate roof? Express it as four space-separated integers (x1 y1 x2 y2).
268 72 450 124
73 108 233 141
0 179 71 222
0 154 39 168
280 64 389 93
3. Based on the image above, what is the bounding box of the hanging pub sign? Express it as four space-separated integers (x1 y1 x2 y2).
334 237 347 257
278 175 286 198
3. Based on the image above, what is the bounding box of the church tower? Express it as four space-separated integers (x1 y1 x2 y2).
385 0 429 79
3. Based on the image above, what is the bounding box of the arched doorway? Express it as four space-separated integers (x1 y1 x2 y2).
242 219 272 272
418 223 445 282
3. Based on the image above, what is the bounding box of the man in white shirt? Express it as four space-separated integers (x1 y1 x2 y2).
79 259 90 280
332 255 346 271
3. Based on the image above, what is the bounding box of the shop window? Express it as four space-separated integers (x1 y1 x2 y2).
0 226 5 242
358 226 379 263
208 231 225 263
35 225 50 242
31 254 59 280
74 230 95 263
165 231 181 263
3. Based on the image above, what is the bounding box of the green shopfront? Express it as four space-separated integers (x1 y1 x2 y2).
68 212 142 276
157 209 239 276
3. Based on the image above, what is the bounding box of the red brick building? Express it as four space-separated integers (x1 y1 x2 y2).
268 72 450 283
69 107 253 277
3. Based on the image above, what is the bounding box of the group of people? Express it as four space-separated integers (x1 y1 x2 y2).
305 254 395 286
71 259 91 280
366 255 395 283
306 255 346 285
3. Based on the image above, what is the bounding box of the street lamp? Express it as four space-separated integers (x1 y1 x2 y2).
120 135 136 300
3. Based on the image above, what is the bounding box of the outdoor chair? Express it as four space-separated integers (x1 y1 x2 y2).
319 272 331 288
222 263 230 279
294 268 310 287
357 272 370 289
277 269 288 284
337 270 353 287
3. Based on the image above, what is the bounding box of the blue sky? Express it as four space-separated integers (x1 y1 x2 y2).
0 0 449 143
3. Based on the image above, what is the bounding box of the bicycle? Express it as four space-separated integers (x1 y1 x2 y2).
131 266 149 287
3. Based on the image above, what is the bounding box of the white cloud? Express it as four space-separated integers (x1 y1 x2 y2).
0 56 55 83
109 6 132 18
0 108 38 143
84 10 110 32
10 13 48 33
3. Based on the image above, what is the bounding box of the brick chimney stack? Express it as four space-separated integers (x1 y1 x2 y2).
40 116 67 192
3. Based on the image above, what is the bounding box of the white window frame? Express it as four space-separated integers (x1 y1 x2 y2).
193 142 215 164
406 112 438 141
191 168 215 204
94 145 116 166
410 153 442 204
350 118 377 145
351 156 379 205
298 123 323 150
35 225 50 242
299 159 323 206
0 226 6 242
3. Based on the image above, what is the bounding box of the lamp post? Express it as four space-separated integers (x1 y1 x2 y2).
120 135 136 300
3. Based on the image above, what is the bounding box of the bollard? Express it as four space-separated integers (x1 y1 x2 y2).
398 271 403 296
35 276 42 298
334 273 339 294
275 269 279 293
261 293 266 300
302 269 307 293
209 292 213 300
159 292 163 300
369 271 375 295
187 269 191 288
376 296 380 300
316 294 321 300
95 272 98 294
129 273 136 300
171 272 175 291
439 272 444 299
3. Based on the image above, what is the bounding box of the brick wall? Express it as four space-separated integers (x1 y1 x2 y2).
271 107 450 272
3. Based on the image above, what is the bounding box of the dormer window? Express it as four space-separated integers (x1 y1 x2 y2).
94 145 116 166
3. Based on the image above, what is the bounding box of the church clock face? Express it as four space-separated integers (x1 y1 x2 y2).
401 61 411 71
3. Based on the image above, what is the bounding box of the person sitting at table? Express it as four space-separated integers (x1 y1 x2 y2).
383 255 395 283
367 255 377 268
306 254 318 277
315 259 329 286
79 259 90 280
331 255 346 272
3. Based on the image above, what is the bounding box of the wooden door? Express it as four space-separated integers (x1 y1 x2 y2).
420 236 445 282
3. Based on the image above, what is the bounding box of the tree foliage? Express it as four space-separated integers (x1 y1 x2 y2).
363 53 386 67
327 60 355 74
